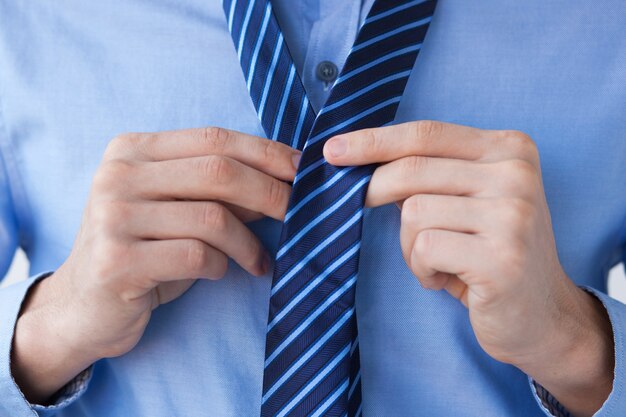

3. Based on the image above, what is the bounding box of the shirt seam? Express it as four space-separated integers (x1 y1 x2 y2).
584 287 625 416
1 275 45 417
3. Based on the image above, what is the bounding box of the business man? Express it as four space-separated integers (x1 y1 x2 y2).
0 1 624 416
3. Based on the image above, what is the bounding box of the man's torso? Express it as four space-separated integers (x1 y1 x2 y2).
0 1 624 415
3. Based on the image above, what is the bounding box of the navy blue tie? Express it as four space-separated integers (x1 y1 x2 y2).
223 1 437 415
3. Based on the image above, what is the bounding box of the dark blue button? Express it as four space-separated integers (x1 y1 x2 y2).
316 61 338 83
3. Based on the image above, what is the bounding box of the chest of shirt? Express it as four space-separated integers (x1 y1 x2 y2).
0 0 624 282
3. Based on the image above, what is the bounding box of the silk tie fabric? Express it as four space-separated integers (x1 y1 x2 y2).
223 1 437 415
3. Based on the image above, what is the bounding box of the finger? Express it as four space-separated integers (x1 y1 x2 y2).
222 204 264 223
366 157 488 207
127 202 269 276
415 271 456 291
407 260 470 306
400 194 514 274
324 121 488 165
442 275 469 307
399 195 489 265
152 279 197 308
110 127 301 182
409 229 486 286
132 239 229 287
324 121 538 168
138 156 292 220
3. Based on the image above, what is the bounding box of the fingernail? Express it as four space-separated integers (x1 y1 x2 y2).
326 137 347 158
291 153 302 170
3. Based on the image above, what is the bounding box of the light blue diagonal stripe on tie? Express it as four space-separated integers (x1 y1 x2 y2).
268 261 357 334
285 166 356 222
352 16 432 53
365 0 429 24
292 95 311 148
236 0 256 61
227 0 238 32
293 157 326 185
276 176 370 260
310 378 350 417
271 208 363 295
348 369 361 399
246 2 272 90
306 96 402 146
258 33 284 117
263 309 354 397
319 70 412 116
266 276 356 364
276 344 351 417
271 65 296 140
268 246 359 331
335 43 422 86
350 338 359 356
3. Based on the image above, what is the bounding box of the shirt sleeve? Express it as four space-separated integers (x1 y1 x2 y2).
529 284 626 417
0 149 92 416
530 380 572 417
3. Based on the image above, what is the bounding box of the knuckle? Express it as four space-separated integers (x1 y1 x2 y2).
210 253 229 280
93 159 136 192
410 194 431 213
496 158 537 192
510 158 537 183
400 237 413 267
246 239 263 261
506 129 533 144
200 203 228 233
104 133 142 159
499 198 533 232
412 120 444 140
498 240 526 276
508 157 535 174
131 133 158 158
201 126 231 153
92 169 111 192
104 134 128 158
413 229 436 261
260 139 277 167
198 156 234 184
92 200 132 234
266 179 286 209
106 158 136 179
184 240 209 276
419 274 445 291
402 155 429 176
503 130 539 160
92 241 131 285
402 195 430 226
362 129 383 156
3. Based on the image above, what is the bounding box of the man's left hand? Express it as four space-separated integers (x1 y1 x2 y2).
324 121 614 416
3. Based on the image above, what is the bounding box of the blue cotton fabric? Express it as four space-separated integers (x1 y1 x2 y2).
0 1 625 416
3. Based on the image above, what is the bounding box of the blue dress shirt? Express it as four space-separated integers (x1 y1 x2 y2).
1 1 625 416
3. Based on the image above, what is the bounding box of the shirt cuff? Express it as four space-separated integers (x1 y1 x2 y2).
529 287 626 416
530 379 572 417
31 366 93 416
0 273 92 417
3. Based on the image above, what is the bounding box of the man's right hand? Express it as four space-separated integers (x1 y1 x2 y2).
10 127 300 404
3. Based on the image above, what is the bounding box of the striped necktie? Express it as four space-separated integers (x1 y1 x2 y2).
223 1 437 415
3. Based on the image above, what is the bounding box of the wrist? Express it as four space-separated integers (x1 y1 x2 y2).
11 274 100 404
516 286 614 416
